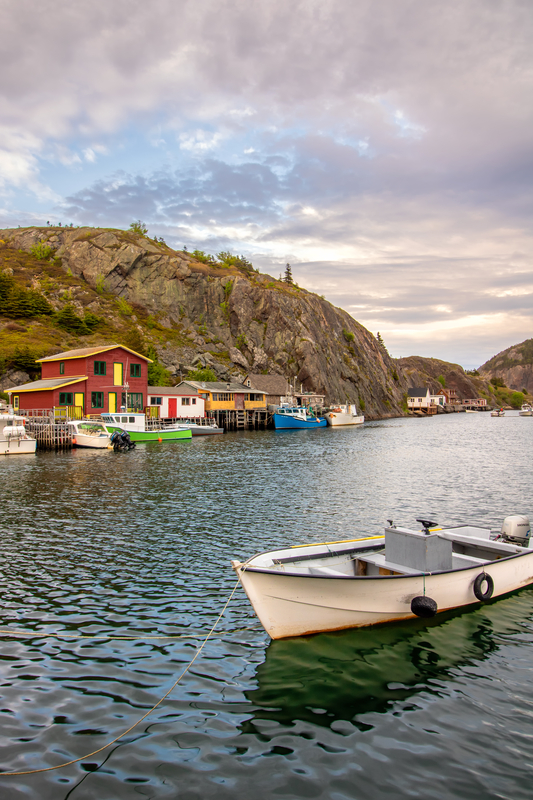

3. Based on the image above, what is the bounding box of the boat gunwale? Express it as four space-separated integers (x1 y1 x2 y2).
239 546 533 579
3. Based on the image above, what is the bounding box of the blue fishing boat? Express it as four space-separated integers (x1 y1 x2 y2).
273 405 327 430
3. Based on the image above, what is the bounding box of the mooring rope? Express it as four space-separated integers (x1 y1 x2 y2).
0 578 242 777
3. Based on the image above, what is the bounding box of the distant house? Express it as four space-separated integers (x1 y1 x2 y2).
407 387 432 410
430 391 446 407
242 374 289 408
294 391 326 410
176 380 267 412
463 398 488 408
147 385 205 419
442 389 460 405
7 345 151 417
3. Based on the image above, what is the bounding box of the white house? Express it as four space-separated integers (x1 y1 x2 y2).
147 385 205 419
407 387 432 410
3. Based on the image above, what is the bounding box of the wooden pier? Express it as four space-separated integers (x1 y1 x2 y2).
25 417 72 450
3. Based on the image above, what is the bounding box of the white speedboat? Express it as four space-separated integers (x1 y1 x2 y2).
178 419 224 435
68 420 112 449
519 403 532 417
491 408 505 417
324 404 364 426
232 515 533 639
0 414 37 456
465 409 478 413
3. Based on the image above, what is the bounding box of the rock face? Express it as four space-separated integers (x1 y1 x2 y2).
1 226 409 418
479 339 533 393
397 355 497 402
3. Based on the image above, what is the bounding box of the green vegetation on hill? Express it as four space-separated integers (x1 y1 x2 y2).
482 338 533 371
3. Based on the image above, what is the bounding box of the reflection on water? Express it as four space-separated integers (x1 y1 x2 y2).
1 415 533 798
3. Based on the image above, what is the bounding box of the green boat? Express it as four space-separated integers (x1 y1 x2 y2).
100 412 192 442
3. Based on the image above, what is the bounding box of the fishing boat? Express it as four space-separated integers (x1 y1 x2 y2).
273 405 327 430
491 408 505 417
323 403 364 426
519 403 532 417
0 414 37 456
232 515 533 639
100 412 192 442
67 419 112 449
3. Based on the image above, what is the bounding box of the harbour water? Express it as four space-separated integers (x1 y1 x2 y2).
1 412 532 798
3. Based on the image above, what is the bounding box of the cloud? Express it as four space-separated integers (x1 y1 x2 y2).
1 0 532 365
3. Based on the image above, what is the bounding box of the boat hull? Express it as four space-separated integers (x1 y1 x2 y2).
324 412 364 426
72 434 111 448
233 552 533 639
273 413 327 430
0 438 37 455
103 425 192 442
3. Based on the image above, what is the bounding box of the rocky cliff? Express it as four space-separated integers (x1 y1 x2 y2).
479 339 533 394
0 226 408 419
396 355 498 403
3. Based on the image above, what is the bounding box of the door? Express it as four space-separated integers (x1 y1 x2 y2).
109 392 117 413
74 392 84 419
113 363 123 386
235 393 245 410
168 398 177 417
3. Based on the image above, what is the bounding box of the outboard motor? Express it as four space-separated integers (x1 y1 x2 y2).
110 430 136 451
500 515 531 546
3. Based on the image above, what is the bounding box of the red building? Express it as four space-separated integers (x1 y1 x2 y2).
7 345 152 417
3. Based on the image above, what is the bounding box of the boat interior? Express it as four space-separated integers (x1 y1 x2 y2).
244 523 529 578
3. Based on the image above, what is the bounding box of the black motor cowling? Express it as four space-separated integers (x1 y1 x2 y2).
110 430 136 451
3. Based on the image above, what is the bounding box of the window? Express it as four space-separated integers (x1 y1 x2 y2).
13 396 19 410
59 362 65 375
192 398 196 405
213 393 233 401
150 397 162 405
91 392 104 409
59 392 73 405
130 393 143 410
181 397 190 406
94 361 106 375
130 363 141 377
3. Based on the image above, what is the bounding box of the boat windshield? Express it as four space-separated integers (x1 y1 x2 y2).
78 423 107 434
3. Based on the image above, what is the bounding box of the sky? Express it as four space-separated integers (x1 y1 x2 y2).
1 0 532 369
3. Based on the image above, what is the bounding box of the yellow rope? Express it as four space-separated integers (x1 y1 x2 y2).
0 578 242 777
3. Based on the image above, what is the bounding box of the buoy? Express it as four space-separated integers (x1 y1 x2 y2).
411 595 438 618
158 437 162 442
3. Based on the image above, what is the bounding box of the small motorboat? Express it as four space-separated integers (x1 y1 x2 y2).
232 515 533 639
323 403 364 427
177 418 224 435
273 405 327 430
465 409 478 413
0 414 37 456
491 408 505 417
68 419 112 449
519 403 532 417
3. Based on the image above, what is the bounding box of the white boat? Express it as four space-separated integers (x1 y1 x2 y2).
0 414 37 456
519 403 532 417
491 408 505 417
67 419 112 449
177 419 224 435
324 404 364 426
465 409 478 413
232 515 533 639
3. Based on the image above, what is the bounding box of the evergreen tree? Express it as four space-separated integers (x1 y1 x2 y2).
284 263 293 284
376 332 389 355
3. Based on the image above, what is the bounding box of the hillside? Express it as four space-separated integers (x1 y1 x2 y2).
479 338 533 394
0 226 408 419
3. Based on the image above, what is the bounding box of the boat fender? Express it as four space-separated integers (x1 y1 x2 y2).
473 572 494 602
411 596 437 618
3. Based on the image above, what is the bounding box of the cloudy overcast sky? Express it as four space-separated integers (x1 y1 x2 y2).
1 0 532 368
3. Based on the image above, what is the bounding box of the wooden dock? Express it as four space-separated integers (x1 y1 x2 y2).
25 417 72 450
